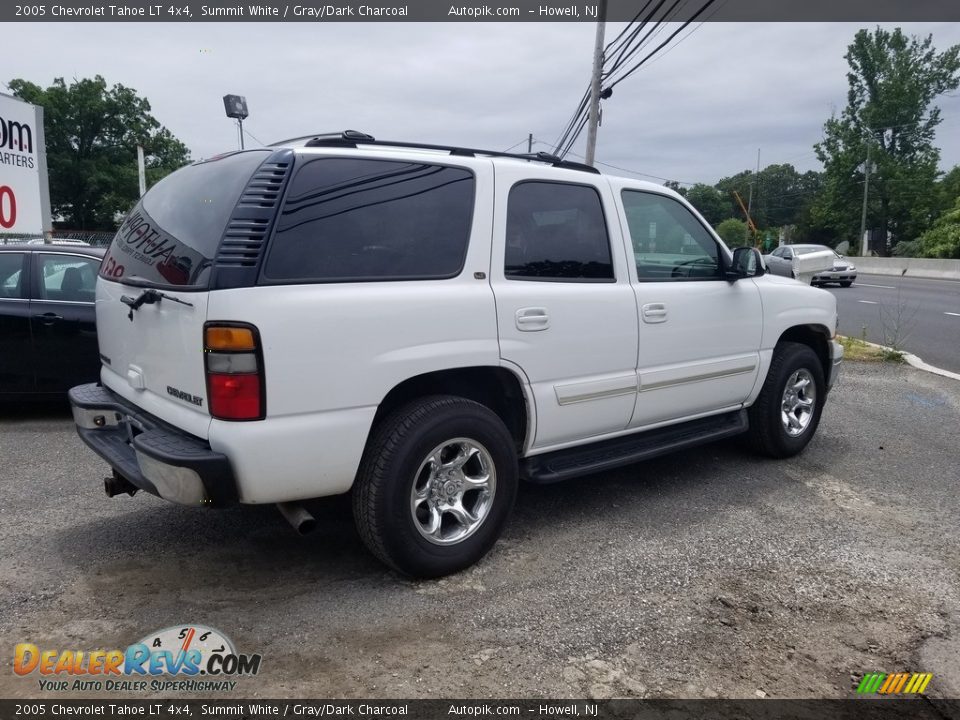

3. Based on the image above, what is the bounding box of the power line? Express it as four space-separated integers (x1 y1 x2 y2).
501 138 531 153
557 113 590 160
535 139 698 184
551 0 720 161
240 124 266 146
552 88 590 154
603 1 656 54
636 0 729 72
606 0 721 90
604 0 688 82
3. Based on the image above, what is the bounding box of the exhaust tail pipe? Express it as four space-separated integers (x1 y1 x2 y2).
277 502 317 535
104 471 138 498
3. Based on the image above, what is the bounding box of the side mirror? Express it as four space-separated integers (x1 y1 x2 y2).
726 247 765 281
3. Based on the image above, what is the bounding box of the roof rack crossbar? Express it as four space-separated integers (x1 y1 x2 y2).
271 131 601 174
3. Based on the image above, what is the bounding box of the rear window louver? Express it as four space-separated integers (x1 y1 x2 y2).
218 161 289 265
210 149 294 289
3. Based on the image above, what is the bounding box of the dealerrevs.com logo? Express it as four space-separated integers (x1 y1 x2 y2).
14 625 261 693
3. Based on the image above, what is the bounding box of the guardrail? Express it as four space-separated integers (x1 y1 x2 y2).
854 257 960 281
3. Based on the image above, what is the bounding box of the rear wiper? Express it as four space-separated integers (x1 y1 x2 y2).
121 288 194 321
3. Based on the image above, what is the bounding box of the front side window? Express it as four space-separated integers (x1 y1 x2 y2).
505 181 613 281
263 158 475 283
38 254 100 302
621 191 721 281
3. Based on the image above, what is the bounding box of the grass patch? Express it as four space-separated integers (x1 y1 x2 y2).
839 335 905 363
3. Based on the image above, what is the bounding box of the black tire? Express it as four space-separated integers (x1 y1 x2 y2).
840 281 853 287
352 395 518 578
746 342 826 458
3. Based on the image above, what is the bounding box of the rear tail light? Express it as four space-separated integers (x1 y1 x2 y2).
204 323 265 421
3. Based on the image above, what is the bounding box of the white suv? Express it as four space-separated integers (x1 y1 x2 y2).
70 131 842 577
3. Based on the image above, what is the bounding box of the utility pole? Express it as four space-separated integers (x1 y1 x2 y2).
527 133 533 154
859 140 872 257
136 145 146 198
746 148 760 216
584 0 608 166
744 148 760 247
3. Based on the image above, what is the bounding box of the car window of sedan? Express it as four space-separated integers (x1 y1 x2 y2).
0 253 26 299
770 247 783 258
37 254 99 303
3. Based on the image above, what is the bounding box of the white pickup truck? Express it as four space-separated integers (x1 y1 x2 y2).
70 131 842 577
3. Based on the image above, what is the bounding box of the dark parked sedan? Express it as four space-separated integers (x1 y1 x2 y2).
0 244 104 398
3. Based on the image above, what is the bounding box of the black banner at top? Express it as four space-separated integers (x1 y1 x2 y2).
3 0 960 22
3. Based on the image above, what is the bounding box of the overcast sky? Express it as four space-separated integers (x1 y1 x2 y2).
5 21 960 186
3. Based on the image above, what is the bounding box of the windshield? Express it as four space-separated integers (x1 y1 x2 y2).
99 150 270 288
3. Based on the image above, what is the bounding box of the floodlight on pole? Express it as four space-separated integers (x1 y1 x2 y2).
223 94 249 150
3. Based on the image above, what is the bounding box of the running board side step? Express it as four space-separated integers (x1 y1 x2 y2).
522 410 748 484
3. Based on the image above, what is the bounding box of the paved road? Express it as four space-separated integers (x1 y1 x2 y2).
2 362 960 700
825 274 960 373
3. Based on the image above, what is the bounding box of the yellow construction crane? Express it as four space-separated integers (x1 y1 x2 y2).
732 190 760 247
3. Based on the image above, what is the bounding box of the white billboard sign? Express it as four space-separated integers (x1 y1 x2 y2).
0 92 51 235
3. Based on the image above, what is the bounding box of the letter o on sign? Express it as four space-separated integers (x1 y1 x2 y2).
0 186 16 229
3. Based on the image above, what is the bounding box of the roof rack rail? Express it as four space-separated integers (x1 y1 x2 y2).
270 130 601 174
268 129 374 147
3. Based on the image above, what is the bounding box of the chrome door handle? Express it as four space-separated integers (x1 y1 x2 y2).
34 312 63 324
516 307 549 331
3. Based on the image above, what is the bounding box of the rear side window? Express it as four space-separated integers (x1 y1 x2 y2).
262 158 474 283
100 150 270 288
505 181 613 281
0 253 25 299
37 254 99 302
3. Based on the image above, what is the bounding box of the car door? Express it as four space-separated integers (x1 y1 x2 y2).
0 251 35 394
767 246 785 275
30 252 101 393
612 185 764 428
490 168 639 450
777 246 796 277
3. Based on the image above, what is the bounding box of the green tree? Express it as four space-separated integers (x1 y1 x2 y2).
714 166 822 231
812 28 960 255
715 218 749 247
755 164 823 229
685 183 727 225
912 196 960 258
935 165 960 216
7 75 191 230
663 180 688 197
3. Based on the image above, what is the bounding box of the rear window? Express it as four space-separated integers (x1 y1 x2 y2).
100 150 270 288
262 157 475 283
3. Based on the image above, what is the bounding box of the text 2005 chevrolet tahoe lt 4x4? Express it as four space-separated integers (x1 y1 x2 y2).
70 131 842 577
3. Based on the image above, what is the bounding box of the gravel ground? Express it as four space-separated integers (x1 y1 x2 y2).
1 361 958 700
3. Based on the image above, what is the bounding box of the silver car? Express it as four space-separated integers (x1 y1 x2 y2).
765 244 857 287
